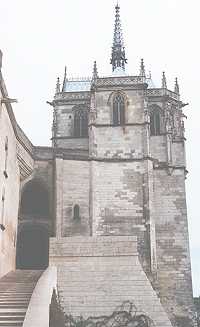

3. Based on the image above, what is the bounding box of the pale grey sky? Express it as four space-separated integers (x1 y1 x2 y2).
0 0 199 295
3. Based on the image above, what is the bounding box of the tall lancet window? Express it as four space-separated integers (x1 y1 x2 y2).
113 93 125 126
150 109 161 136
3 137 8 178
0 188 5 231
73 204 80 220
74 110 88 137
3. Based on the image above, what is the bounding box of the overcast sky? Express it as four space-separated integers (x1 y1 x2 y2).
0 0 199 296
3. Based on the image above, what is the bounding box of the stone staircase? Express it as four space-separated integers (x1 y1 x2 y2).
0 270 43 327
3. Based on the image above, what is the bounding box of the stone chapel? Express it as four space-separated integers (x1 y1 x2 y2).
0 4 196 327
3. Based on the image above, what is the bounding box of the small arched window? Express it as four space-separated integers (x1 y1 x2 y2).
73 204 80 220
74 110 88 137
113 93 125 126
150 109 161 136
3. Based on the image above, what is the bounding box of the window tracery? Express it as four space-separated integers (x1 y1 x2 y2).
113 93 125 126
150 107 162 136
74 109 88 137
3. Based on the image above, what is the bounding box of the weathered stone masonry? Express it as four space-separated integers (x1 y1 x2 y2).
48 71 195 326
0 4 196 327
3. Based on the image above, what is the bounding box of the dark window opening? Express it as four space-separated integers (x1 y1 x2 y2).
73 204 80 220
74 110 88 137
113 93 125 126
0 188 5 231
3 137 8 178
150 110 161 136
20 180 50 219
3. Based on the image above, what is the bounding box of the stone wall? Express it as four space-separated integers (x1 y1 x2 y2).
56 138 89 150
150 135 167 162
49 236 173 327
0 53 35 277
153 168 194 326
54 99 90 150
95 89 145 125
91 126 145 159
54 159 90 237
194 297 200 326
0 75 20 277
91 161 148 258
171 141 186 166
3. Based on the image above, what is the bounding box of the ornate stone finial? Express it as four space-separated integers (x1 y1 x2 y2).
55 77 60 94
149 71 152 79
139 58 146 78
162 71 167 89
92 61 98 80
110 3 127 72
62 66 67 92
174 77 180 95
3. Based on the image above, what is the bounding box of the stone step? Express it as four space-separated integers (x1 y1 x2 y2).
0 270 43 327
0 294 31 296
0 299 30 306
0 316 24 322
0 291 32 296
0 321 23 326
0 312 25 316
0 298 29 301
0 302 27 309
0 305 27 309
0 309 26 313
0 296 30 303
0 294 31 300
0 301 29 304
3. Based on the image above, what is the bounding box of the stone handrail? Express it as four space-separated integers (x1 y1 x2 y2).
23 266 57 327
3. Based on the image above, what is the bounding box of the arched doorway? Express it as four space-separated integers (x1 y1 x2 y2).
16 225 49 270
16 179 51 270
20 179 50 219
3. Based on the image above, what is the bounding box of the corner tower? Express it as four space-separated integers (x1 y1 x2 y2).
52 67 91 151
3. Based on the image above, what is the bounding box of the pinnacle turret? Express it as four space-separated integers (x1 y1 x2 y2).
162 72 167 89
92 61 98 80
55 77 60 94
149 71 152 79
110 3 127 72
62 66 67 92
139 59 146 78
174 77 180 95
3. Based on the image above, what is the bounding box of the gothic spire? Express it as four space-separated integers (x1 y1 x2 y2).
174 77 180 95
62 66 67 92
162 71 167 89
55 77 60 94
139 59 146 78
110 3 127 72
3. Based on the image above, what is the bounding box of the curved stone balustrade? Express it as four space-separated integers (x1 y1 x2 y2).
23 267 57 327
